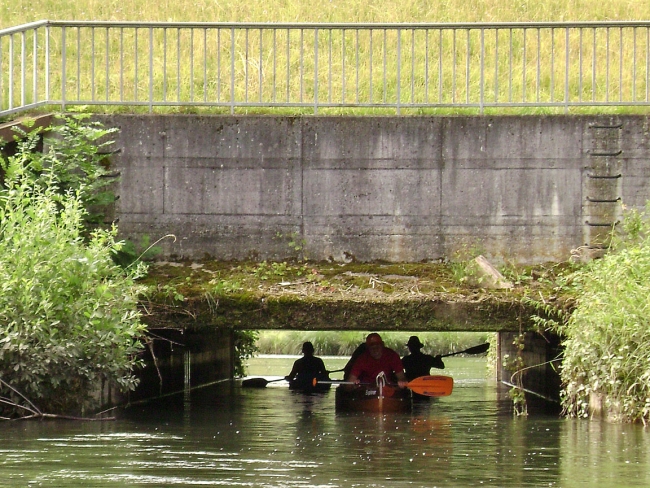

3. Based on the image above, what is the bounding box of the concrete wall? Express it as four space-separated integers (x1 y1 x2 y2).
97 114 650 264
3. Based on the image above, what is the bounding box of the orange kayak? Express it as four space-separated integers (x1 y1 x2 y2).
334 384 412 413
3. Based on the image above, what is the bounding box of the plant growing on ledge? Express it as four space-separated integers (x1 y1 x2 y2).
0 117 147 419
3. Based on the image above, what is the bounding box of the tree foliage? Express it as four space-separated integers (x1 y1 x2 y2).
0 116 146 418
559 204 650 423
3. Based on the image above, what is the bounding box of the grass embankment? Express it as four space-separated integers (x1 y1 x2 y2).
4 0 649 25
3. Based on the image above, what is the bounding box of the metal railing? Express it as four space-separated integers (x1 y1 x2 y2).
2 20 650 117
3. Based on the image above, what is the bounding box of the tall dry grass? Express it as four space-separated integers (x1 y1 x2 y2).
3 2 650 115
3 0 650 29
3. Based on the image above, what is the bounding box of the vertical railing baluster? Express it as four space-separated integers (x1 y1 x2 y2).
328 29 333 104
632 27 637 102
369 29 374 104
522 28 527 103
149 27 154 112
619 27 624 102
508 28 513 103
258 28 263 104
33 28 38 106
271 28 276 103
134 28 138 102
452 29 456 104
342 28 346 105
396 28 401 113
162 28 167 102
314 28 319 113
244 28 249 104
579 28 583 103
175 29 180 103
465 29 470 105
424 29 429 103
564 28 569 112
592 28 596 102
383 29 387 105
285 28 290 103
536 28 540 103
76 27 80 102
356 29 360 104
21 31 26 108
217 28 222 103
230 27 235 113
495 28 499 103
479 29 485 115
300 28 304 104
62 27 66 110
438 29 443 103
104 27 109 102
411 29 415 105
550 28 555 102
204 28 208 103
606 27 610 103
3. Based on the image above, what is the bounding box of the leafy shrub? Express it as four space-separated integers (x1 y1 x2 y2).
559 204 650 423
0 118 146 417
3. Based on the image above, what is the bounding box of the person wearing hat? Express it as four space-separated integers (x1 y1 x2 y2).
402 335 445 381
285 341 330 391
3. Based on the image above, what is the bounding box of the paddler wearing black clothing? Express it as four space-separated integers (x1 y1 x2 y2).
401 335 445 381
285 341 329 390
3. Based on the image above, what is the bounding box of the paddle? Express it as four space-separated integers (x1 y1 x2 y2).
241 367 345 388
241 377 286 388
313 375 454 397
439 342 490 358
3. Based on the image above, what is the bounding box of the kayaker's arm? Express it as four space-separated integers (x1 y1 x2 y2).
395 371 408 388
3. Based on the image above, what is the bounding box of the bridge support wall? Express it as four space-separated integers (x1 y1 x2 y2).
96 114 650 265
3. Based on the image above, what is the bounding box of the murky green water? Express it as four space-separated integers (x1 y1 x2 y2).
1 356 649 487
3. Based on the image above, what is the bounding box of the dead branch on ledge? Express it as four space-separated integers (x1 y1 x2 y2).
0 377 115 421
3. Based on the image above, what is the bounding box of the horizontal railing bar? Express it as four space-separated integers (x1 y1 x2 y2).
5 20 649 30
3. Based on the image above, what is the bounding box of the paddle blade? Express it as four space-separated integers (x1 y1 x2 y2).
407 375 454 397
241 378 270 388
463 343 490 355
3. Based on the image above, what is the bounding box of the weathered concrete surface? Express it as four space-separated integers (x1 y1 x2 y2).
97 114 650 265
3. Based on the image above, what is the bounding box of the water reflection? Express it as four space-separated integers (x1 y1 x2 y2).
0 358 649 487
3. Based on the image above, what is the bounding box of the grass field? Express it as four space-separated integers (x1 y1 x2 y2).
3 2 650 116
3 0 650 27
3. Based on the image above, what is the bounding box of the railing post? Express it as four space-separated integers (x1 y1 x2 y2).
61 27 66 112
314 28 319 114
396 28 401 115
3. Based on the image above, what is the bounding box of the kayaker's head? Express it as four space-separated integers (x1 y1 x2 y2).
365 333 384 360
406 335 424 352
301 341 315 356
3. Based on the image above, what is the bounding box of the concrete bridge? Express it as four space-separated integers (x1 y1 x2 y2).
91 111 650 407
3 111 650 407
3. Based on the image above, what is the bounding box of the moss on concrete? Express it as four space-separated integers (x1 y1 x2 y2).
138 260 571 332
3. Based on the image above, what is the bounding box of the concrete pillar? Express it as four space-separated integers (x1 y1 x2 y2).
497 331 563 406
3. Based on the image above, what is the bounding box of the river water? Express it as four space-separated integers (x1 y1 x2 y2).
1 356 650 487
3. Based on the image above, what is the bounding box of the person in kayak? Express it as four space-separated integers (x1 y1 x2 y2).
347 333 408 388
401 335 445 381
285 341 329 390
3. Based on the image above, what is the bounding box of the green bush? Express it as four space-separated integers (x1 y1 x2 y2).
559 204 650 423
0 118 146 418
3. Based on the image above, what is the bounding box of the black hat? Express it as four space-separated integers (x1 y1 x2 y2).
406 336 424 349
